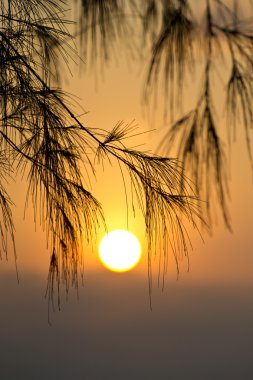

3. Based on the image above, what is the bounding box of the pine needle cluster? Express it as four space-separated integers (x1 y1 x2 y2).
76 0 253 229
0 0 201 313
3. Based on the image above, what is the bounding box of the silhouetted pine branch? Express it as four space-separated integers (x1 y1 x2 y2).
76 0 136 71
96 121 203 298
0 159 15 261
144 0 195 118
153 0 252 229
76 0 253 230
0 0 201 316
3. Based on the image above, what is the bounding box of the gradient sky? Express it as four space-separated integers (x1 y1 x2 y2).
1 2 253 379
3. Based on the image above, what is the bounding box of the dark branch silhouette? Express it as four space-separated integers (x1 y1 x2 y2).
0 0 201 317
76 0 253 230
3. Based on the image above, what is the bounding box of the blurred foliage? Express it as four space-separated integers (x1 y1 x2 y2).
76 0 253 230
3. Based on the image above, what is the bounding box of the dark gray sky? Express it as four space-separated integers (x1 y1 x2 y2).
0 271 252 380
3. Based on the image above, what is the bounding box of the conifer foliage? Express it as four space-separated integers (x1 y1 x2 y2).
0 1 202 311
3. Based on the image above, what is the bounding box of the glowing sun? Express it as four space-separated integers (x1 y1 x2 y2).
99 230 141 272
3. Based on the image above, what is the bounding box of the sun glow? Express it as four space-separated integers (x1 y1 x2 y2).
99 230 141 272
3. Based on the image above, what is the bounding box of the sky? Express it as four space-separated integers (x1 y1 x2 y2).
0 2 253 379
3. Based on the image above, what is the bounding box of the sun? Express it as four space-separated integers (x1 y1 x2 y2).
99 230 141 272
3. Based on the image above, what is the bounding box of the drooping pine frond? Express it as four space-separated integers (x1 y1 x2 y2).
143 0 196 117
76 0 253 231
0 0 202 316
0 0 107 311
76 0 130 69
156 0 253 229
0 154 15 260
96 123 203 292
159 95 230 231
